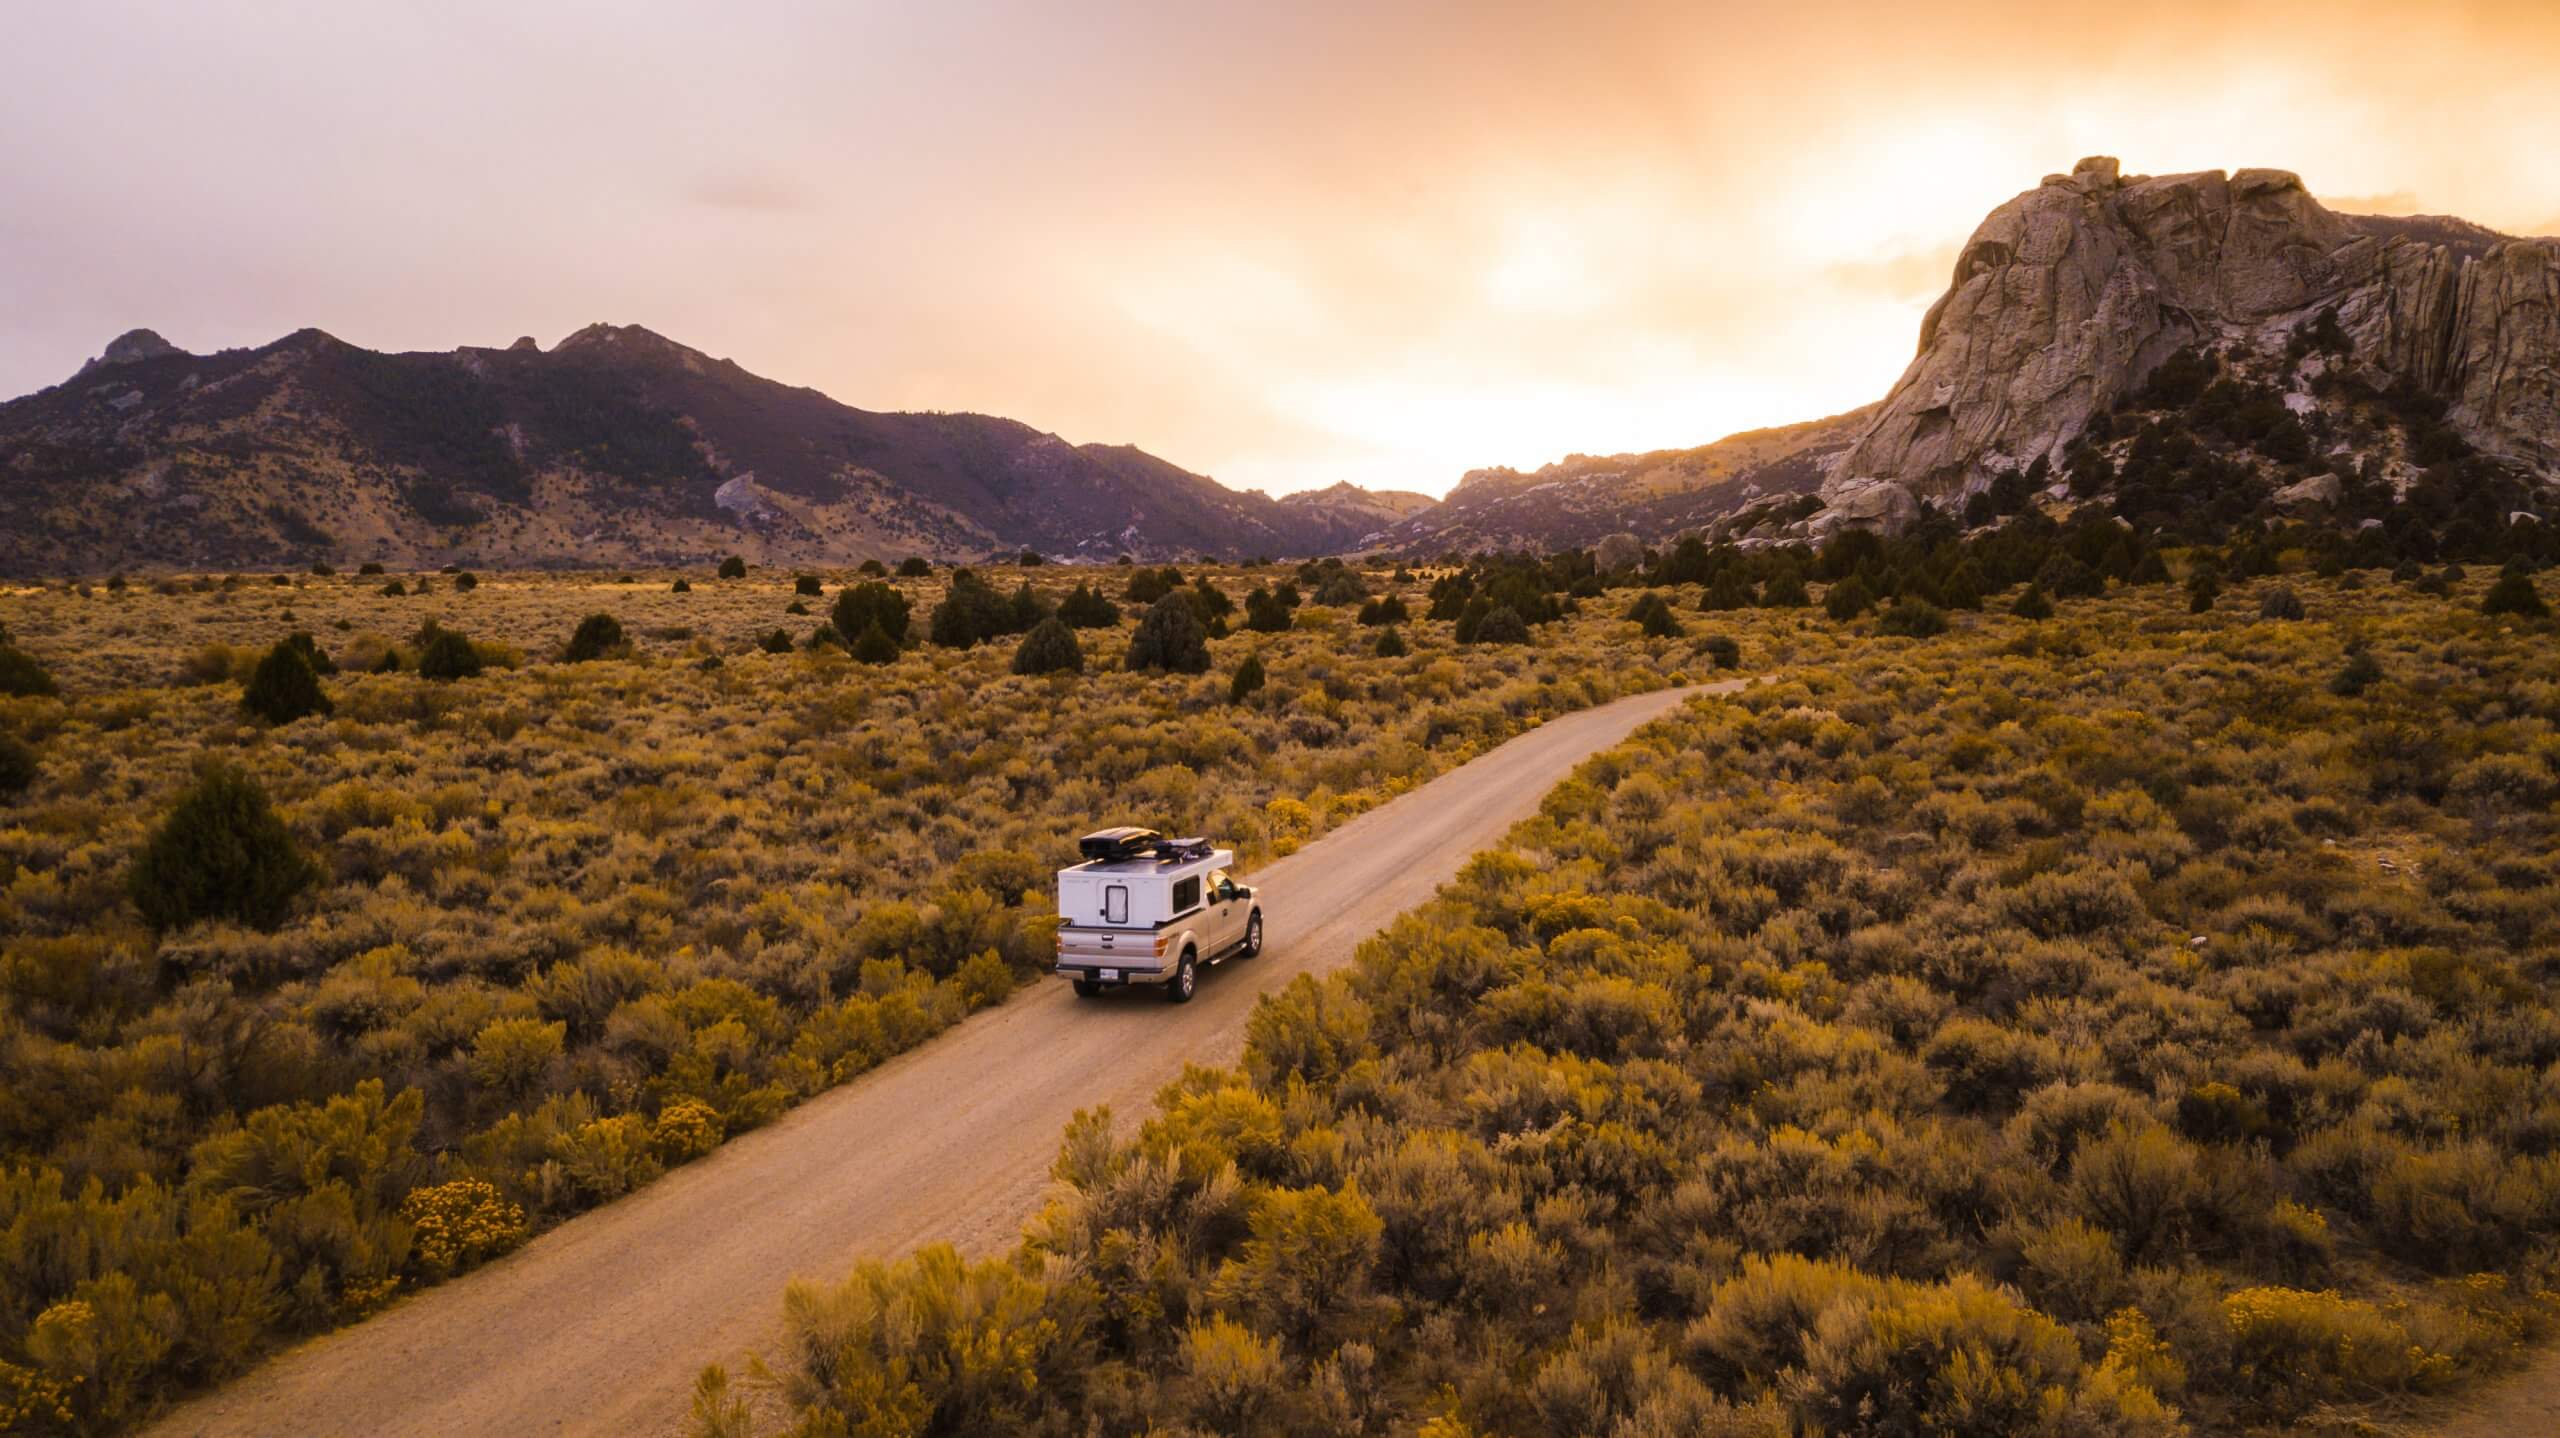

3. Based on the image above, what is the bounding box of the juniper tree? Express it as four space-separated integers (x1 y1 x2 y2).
1229 653 1267 702
563 613 627 662
1127 594 1211 673
129 762 320 931
417 628 483 681
1011 617 1084 676
833 581 912 645
241 639 332 724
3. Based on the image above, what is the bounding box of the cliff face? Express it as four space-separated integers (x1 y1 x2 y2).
1830 157 2560 506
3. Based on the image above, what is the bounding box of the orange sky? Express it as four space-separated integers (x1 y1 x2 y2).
4 0 2557 497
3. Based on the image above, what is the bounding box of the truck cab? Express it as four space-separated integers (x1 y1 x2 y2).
1055 831 1263 1002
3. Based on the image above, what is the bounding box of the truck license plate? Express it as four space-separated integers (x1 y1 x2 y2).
1099 968 1119 981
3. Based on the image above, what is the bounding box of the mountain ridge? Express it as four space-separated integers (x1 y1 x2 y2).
0 324 1420 574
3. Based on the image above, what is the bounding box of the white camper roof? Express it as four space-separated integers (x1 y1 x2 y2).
1061 847 1233 881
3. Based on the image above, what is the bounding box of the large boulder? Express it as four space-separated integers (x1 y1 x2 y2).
2272 472 2342 508
1808 478 1919 537
1822 157 2560 505
1592 531 1645 573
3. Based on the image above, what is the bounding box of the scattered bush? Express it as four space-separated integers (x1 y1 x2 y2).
240 638 333 724
832 581 912 646
562 613 627 663
0 643 60 696
416 627 484 681
1010 618 1084 676
128 761 321 931
2483 572 2548 617
1126 594 1211 673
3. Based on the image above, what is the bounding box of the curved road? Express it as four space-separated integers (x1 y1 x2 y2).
147 680 1729 1438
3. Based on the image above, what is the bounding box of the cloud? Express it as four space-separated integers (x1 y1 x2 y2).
1825 245 1961 302
2322 189 2423 215
685 174 807 214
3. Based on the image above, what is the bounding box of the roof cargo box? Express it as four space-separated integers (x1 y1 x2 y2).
1078 826 1162 863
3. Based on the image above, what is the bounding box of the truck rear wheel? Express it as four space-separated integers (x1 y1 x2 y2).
1166 950 1197 1004
1072 979 1103 998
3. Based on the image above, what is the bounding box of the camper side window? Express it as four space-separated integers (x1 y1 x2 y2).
1172 876 1200 914
1103 885 1128 924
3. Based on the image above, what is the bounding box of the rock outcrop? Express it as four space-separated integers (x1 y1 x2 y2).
76 328 186 375
1825 157 2560 521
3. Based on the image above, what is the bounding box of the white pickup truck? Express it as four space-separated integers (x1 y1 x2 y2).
1054 828 1263 1002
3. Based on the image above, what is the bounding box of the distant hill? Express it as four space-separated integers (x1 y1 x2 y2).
1376 408 1872 555
0 324 1423 574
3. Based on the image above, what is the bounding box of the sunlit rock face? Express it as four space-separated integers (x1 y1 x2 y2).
1824 155 2560 522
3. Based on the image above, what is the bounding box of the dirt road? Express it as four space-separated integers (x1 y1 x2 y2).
146 679 1731 1438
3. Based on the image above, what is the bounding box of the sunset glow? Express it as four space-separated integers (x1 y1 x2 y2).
4 0 2557 496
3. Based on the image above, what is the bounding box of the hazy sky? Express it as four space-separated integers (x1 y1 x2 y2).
5 1 2557 497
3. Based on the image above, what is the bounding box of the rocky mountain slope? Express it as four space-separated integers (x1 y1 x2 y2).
1398 158 2558 553
1375 408 1872 555
1819 157 2559 527
0 324 1419 574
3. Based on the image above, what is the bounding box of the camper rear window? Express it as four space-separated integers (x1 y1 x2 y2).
1172 876 1200 913
1103 885 1128 923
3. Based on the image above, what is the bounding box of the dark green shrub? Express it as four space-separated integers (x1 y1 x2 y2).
1313 569 1368 606
833 581 913 645
929 571 1014 648
2330 650 2383 696
851 622 900 665
896 556 932 577
1010 618 1084 676
671 578 691 594
1759 570 1809 608
1701 634 1741 668
2483 572 2548 617
563 613 627 662
1056 584 1120 628
1823 575 1875 620
2011 583 2054 620
760 628 796 655
1627 591 1683 637
416 628 484 681
1126 594 1210 673
1356 595 1408 626
717 555 747 579
1467 604 1529 645
1008 582 1052 633
2259 586 2306 621
130 762 320 931
0 643 61 697
280 632 337 675
0 731 37 798
1244 587 1292 633
1373 627 1407 658
358 561 385 575
2188 574 2220 613
1230 653 1267 703
795 574 824 596
1877 597 1948 637
454 571 479 592
241 640 332 724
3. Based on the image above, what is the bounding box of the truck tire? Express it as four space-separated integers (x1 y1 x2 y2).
1166 949 1197 1004
1072 979 1103 998
1242 911 1263 958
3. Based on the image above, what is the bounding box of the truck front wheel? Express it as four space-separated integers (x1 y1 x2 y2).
1166 950 1197 1004
1242 911 1263 958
